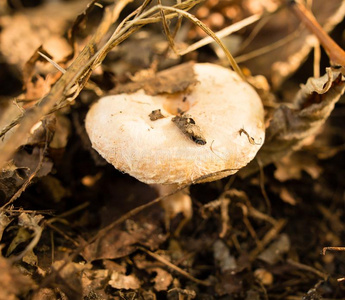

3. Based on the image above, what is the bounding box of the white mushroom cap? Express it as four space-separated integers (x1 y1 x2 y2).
85 63 265 185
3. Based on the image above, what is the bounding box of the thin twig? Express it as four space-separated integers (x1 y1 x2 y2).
47 202 90 224
159 5 245 79
38 51 66 74
138 246 211 286
219 195 230 238
290 1 345 66
322 246 345 255
45 222 79 247
257 157 271 214
237 203 263 250
313 41 321 78
235 26 302 63
39 167 239 289
287 259 328 280
158 0 178 55
179 14 261 56
249 219 287 260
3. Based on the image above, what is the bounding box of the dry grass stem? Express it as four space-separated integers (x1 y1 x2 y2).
291 1 345 66
287 259 328 280
235 26 302 63
179 14 261 56
138 246 211 286
159 5 244 79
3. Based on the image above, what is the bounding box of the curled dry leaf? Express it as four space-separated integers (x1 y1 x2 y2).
241 67 345 177
0 161 29 200
0 111 55 200
0 147 53 201
6 213 44 257
6 227 32 257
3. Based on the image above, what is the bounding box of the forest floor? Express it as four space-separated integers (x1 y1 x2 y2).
0 0 345 299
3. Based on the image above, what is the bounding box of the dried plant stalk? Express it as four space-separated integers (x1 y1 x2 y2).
0 0 202 168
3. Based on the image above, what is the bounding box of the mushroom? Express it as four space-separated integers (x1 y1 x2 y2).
85 63 265 234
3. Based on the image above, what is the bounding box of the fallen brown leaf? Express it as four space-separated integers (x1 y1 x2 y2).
241 67 345 177
82 216 167 261
134 254 173 291
108 271 141 290
51 260 92 300
274 151 323 182
0 255 34 300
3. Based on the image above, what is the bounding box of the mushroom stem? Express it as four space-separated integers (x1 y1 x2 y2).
152 184 192 236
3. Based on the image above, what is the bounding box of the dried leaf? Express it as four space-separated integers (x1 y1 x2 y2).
0 255 34 299
0 161 29 200
18 212 44 230
39 176 70 203
82 216 167 261
113 62 197 95
82 269 109 299
215 272 243 296
151 268 173 292
22 249 38 267
52 260 92 300
279 188 298 206
167 288 196 299
258 234 290 265
31 288 58 300
134 254 173 291
110 32 180 73
108 271 141 290
49 114 71 149
0 148 53 202
274 151 322 182
241 67 345 177
213 239 237 273
6 213 44 257
0 212 11 240
6 227 32 257
239 0 345 88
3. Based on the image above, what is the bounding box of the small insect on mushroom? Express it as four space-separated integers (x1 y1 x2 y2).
172 114 207 145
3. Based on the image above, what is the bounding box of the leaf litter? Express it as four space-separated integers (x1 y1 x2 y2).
0 0 345 299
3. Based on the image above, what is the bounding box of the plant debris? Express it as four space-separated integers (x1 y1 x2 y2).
1 0 345 299
149 109 165 121
171 114 207 145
